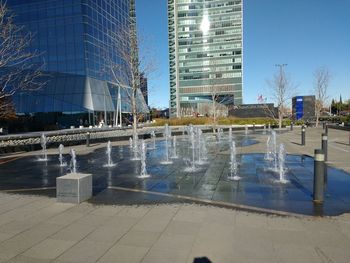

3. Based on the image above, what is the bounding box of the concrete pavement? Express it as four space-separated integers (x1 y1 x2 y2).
0 193 349 263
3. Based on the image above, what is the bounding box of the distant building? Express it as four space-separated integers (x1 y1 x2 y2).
292 96 315 120
140 73 148 106
168 0 243 117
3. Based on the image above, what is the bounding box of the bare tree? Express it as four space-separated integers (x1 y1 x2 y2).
104 28 153 139
267 64 296 128
0 1 45 115
314 67 331 127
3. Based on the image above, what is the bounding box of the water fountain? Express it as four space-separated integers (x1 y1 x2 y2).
228 141 241 181
58 144 66 167
160 124 173 164
277 143 288 183
104 141 115 167
132 131 139 152
171 135 178 159
4 123 350 216
217 128 223 143
129 137 133 149
138 140 150 178
271 130 278 172
265 136 273 161
129 134 140 161
149 131 156 150
228 127 233 143
70 148 77 173
184 126 197 172
196 128 207 165
38 134 48 161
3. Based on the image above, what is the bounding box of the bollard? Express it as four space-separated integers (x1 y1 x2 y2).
86 132 90 147
321 133 328 162
325 123 328 135
290 122 293 131
322 122 326 130
313 149 325 203
301 125 306 145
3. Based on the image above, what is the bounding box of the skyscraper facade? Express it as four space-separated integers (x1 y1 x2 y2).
168 0 243 117
7 0 147 126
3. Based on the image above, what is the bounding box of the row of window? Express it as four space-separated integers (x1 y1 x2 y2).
180 71 241 80
176 0 241 4
177 1 241 11
178 50 241 60
178 35 241 46
177 6 241 18
178 28 241 39
177 13 241 26
179 62 241 73
178 42 242 53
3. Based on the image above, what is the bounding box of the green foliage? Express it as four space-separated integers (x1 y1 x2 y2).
151 117 297 127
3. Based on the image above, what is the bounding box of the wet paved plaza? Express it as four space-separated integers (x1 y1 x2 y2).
1 130 350 216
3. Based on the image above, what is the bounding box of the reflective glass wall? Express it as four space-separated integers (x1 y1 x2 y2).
7 0 147 127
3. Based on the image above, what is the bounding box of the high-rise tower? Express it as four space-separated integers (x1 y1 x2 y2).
168 0 243 117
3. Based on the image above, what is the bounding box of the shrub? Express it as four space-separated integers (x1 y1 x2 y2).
151 117 294 127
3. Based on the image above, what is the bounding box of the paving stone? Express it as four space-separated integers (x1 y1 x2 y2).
50 223 95 242
118 230 160 248
7 255 52 263
97 244 149 263
141 247 189 263
22 238 76 260
46 212 86 226
84 226 128 243
55 240 112 263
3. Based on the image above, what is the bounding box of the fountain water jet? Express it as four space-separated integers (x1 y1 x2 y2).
58 144 67 167
271 131 278 172
104 141 116 167
171 135 178 159
160 124 173 164
138 140 150 178
277 143 289 183
228 141 241 181
184 126 198 172
265 136 273 161
149 131 156 150
129 137 133 149
70 149 77 173
228 127 233 143
196 129 207 165
38 134 48 161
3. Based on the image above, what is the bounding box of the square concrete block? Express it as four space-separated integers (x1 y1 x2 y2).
57 173 92 204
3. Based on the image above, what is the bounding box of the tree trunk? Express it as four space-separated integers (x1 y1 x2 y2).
132 88 137 141
315 112 320 128
278 107 283 129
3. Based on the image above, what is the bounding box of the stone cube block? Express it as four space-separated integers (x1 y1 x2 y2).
57 173 92 203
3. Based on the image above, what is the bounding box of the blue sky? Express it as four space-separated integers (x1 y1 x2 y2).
136 0 350 108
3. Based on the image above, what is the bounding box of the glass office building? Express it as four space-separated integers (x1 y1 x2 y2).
168 0 243 117
7 0 148 126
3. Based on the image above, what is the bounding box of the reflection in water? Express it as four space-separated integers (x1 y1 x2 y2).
42 161 49 186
